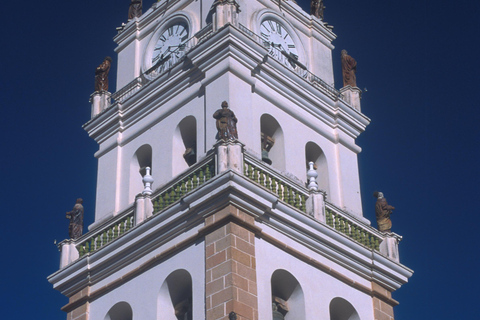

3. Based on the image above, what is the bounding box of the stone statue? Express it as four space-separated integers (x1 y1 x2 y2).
311 0 325 20
128 0 142 20
374 192 395 233
94 56 112 92
213 101 238 140
341 50 357 87
66 198 84 239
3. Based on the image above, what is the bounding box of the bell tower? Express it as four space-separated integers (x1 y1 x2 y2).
49 1 412 319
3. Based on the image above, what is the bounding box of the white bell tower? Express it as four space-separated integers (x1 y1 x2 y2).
49 1 412 320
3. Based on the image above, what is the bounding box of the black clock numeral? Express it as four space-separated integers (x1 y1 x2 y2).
288 44 295 48
168 27 173 36
268 20 275 32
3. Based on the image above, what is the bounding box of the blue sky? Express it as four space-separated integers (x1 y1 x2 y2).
1 0 479 318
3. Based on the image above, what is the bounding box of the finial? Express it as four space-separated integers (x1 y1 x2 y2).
142 167 154 195
307 161 318 191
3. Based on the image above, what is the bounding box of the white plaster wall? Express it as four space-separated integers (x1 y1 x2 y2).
115 0 335 91
255 237 374 320
94 147 120 224
89 242 205 320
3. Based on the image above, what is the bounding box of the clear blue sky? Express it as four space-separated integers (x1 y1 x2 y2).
1 0 478 318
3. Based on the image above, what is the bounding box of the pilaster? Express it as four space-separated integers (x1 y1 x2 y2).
372 282 396 320
205 205 258 320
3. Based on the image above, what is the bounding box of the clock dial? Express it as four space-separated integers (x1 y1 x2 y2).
151 23 189 73
260 19 299 64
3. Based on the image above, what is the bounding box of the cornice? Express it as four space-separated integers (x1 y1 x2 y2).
88 26 368 156
49 170 412 298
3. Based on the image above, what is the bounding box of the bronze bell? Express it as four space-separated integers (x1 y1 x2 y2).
261 133 275 165
183 147 196 166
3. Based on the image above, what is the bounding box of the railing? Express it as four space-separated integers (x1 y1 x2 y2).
152 155 216 214
111 77 142 103
111 24 214 104
244 154 308 212
237 24 340 100
325 204 382 251
76 211 135 257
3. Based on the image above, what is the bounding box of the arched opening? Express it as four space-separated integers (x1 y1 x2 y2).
271 269 305 320
129 144 152 201
104 301 133 320
305 142 329 194
173 116 197 176
158 269 193 320
329 297 360 320
260 114 285 171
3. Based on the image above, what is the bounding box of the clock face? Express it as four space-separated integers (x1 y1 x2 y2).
260 19 299 66
151 23 189 73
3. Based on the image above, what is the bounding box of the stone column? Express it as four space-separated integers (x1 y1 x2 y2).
305 191 326 223
213 0 240 31
135 193 153 225
90 91 111 118
339 86 361 112
205 205 258 320
59 240 79 269
215 140 245 175
379 233 402 263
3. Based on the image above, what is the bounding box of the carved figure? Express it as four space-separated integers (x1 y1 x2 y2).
374 192 395 233
310 0 325 20
94 56 112 92
128 0 142 20
341 50 357 87
66 198 84 239
213 101 238 140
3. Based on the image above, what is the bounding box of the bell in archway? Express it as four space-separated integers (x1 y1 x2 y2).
183 147 196 166
261 132 275 165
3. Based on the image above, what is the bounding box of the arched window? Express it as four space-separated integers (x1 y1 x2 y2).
305 142 329 194
129 144 152 201
104 301 133 320
260 114 285 171
173 116 197 176
158 269 193 320
271 269 305 320
329 297 360 320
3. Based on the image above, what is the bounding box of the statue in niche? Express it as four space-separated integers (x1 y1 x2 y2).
94 56 112 92
373 191 395 233
261 132 275 165
128 0 142 20
341 50 357 87
311 0 325 20
272 296 288 320
66 198 84 239
213 101 238 140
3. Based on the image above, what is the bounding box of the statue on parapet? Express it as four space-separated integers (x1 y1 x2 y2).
128 0 142 20
66 198 84 240
341 49 357 87
311 0 325 20
95 56 112 92
213 101 238 140
374 191 395 233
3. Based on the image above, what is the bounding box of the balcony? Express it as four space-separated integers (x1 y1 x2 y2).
58 141 402 269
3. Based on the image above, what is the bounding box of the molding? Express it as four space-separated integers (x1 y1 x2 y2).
60 203 398 314
49 170 412 298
